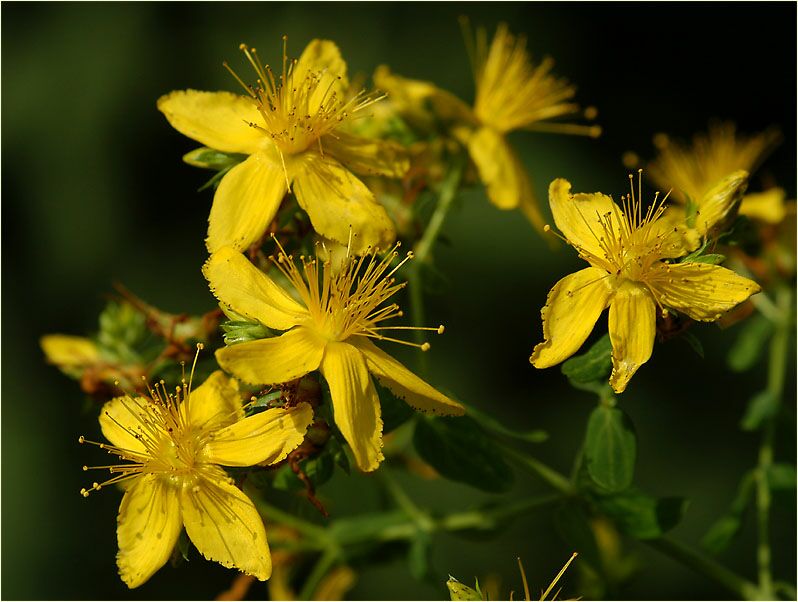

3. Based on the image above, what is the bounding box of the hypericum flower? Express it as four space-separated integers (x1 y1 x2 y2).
203 240 465 472
79 360 313 588
375 22 600 232
646 123 782 235
530 173 761 393
158 38 407 255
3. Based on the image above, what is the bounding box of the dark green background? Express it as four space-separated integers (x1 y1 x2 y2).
3 2 795 600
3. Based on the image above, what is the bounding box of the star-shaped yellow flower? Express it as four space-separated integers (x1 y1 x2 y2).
80 367 313 588
375 23 599 232
158 38 408 255
530 175 761 393
647 123 783 234
203 242 464 472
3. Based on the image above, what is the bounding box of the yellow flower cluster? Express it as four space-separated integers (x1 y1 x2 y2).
48 23 767 591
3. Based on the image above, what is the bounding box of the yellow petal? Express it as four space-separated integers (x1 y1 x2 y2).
204 246 308 330
292 40 348 114
182 467 271 581
350 338 464 416
188 370 243 431
693 170 748 237
314 566 358 601
647 262 761 322
652 204 702 255
157 90 264 154
608 283 656 394
205 402 313 466
207 151 288 253
319 342 383 472
291 154 395 255
467 127 521 210
373 65 475 130
99 395 151 455
530 267 613 368
548 178 618 260
41 334 99 367
740 188 788 224
216 326 326 385
117 474 183 588
323 131 409 178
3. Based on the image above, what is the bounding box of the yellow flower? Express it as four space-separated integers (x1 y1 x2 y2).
203 241 465 472
530 174 761 393
647 123 781 235
738 187 789 224
79 364 313 588
375 23 599 232
158 38 408 255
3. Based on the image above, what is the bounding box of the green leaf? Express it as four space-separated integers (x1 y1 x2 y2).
701 471 755 554
680 237 710 263
555 502 601 569
328 510 408 546
221 319 273 345
272 454 334 492
378 382 415 434
462 402 547 444
562 335 613 384
681 331 705 358
583 406 637 492
407 532 431 580
768 463 796 491
689 253 726 265
728 314 774 372
183 147 247 170
740 390 780 431
595 489 688 540
446 577 483 601
413 416 514 493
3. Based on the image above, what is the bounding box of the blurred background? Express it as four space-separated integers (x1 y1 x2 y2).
2 2 796 600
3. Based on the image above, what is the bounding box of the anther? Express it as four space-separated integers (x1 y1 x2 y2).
78 436 85 444
437 325 445 335
420 343 431 352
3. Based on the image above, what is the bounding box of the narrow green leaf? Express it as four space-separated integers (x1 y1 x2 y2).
562 335 612 384
413 416 514 493
701 471 755 554
407 532 431 580
768 463 797 491
740 390 780 431
462 402 547 444
183 147 247 170
596 489 688 540
727 314 774 372
583 406 636 492
689 253 726 265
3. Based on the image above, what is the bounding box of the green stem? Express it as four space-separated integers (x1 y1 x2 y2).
501 443 575 494
248 493 329 544
298 548 339 601
648 536 761 600
378 468 435 532
407 159 464 372
754 286 791 598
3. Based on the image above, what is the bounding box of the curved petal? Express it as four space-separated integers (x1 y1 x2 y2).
116 474 183 588
320 342 383 472
182 467 271 581
651 205 702 256
188 370 243 432
350 338 464 416
205 402 313 467
157 90 264 154
467 127 523 210
548 178 619 261
530 267 614 368
694 170 748 237
99 395 152 456
647 262 761 322
207 151 288 253
740 188 787 224
291 154 395 255
41 335 99 367
216 327 326 385
204 246 308 330
608 283 656 394
292 40 348 114
323 131 409 178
